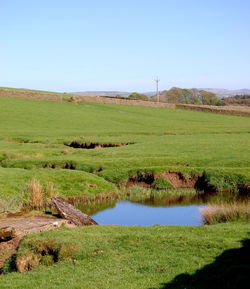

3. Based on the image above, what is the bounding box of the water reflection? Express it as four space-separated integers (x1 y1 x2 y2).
139 191 246 207
74 198 117 216
73 191 249 226
91 201 206 226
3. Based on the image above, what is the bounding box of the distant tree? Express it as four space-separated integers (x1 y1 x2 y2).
182 89 193 104
222 94 250 106
168 87 184 102
199 90 220 105
233 94 250 99
190 88 202 104
128 92 148 101
151 87 221 105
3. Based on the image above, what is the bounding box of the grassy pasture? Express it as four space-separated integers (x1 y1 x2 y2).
1 223 250 289
0 96 249 206
0 95 250 288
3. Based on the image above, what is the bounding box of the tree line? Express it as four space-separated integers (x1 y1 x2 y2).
116 88 250 106
222 94 250 106
125 87 221 105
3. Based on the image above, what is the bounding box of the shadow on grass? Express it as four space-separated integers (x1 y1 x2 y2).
152 238 250 289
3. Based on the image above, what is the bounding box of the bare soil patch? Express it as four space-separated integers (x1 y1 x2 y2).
0 216 75 271
157 171 198 189
0 216 74 237
0 235 21 270
126 172 155 188
126 171 198 189
68 94 175 108
65 141 133 149
42 162 76 169
125 170 247 193
0 89 63 101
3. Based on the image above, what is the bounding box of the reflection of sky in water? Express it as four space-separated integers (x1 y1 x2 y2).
91 201 206 226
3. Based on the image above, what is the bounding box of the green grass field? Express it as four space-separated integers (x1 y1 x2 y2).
0 96 249 207
1 223 250 289
0 95 250 288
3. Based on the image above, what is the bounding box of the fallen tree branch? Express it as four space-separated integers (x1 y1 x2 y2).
51 197 98 226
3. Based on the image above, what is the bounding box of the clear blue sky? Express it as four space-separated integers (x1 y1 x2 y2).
1 0 250 92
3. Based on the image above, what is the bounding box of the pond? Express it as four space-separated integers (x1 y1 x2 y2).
90 200 206 226
74 190 249 226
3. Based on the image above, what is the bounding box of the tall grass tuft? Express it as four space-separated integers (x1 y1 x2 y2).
200 201 250 225
45 182 57 199
26 179 43 209
24 179 57 210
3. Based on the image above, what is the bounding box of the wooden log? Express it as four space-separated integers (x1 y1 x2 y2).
51 197 98 226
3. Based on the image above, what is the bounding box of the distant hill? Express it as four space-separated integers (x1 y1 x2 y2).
73 91 131 97
72 89 250 98
200 88 250 98
1 86 249 98
72 91 155 98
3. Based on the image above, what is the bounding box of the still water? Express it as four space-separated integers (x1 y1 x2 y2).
90 201 206 226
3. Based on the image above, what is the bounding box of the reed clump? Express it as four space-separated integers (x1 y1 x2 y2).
200 201 250 225
26 179 43 209
24 179 57 210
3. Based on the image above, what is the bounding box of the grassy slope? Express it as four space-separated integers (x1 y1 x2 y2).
0 86 74 99
0 223 249 289
0 168 116 199
0 87 62 94
0 96 249 203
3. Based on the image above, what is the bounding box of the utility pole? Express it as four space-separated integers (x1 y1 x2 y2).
154 77 160 102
